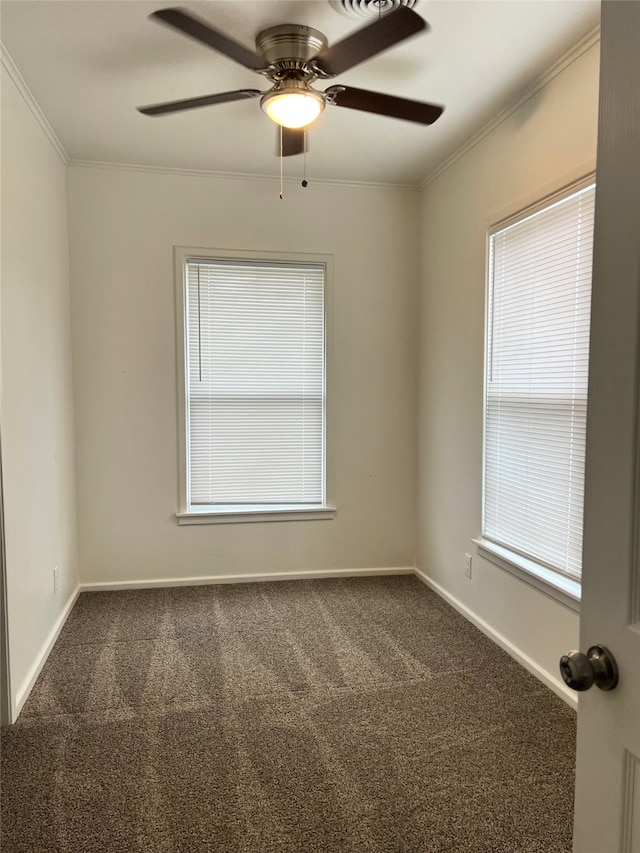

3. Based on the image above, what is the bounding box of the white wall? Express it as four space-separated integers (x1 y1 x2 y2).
67 167 419 584
1 65 79 716
417 42 600 694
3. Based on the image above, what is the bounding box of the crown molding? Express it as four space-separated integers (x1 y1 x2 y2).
418 25 601 191
66 158 419 192
1 43 68 165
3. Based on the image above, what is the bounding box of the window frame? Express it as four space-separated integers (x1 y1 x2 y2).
174 246 335 525
477 173 596 611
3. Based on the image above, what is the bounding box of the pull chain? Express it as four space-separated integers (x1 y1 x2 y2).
279 125 284 199
302 129 308 188
197 264 202 382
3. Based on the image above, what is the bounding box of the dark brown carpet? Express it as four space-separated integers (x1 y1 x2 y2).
0 575 576 852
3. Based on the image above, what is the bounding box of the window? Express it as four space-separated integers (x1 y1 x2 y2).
479 180 596 605
175 248 334 524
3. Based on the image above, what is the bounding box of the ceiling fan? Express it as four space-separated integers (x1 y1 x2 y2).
137 5 444 155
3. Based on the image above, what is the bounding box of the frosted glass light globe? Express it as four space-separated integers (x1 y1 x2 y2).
261 88 325 129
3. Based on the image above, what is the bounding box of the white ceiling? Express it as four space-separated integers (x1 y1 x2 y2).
0 0 600 186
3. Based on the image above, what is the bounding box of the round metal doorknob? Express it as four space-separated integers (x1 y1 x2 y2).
559 644 619 692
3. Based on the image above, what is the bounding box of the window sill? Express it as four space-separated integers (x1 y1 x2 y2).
472 538 581 613
177 505 336 525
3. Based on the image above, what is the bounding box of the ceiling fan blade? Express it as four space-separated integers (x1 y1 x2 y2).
150 8 265 71
313 6 427 77
137 89 262 116
326 85 443 125
277 127 307 157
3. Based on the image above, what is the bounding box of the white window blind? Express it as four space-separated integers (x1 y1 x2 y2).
484 182 595 579
185 259 325 508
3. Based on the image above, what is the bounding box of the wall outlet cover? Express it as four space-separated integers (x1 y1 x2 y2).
464 554 472 578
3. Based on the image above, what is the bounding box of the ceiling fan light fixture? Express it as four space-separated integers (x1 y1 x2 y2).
261 83 325 129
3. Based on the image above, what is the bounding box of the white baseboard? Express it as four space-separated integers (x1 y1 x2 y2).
80 566 415 592
13 585 81 721
413 567 577 710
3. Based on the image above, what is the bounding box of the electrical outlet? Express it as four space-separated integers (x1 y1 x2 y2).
53 565 59 593
464 554 472 579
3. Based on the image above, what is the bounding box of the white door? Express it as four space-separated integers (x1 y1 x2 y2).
571 2 640 851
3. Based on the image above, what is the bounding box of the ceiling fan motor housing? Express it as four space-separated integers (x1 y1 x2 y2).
256 25 330 128
255 25 328 67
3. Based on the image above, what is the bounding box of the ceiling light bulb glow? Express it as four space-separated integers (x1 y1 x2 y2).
261 88 325 129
